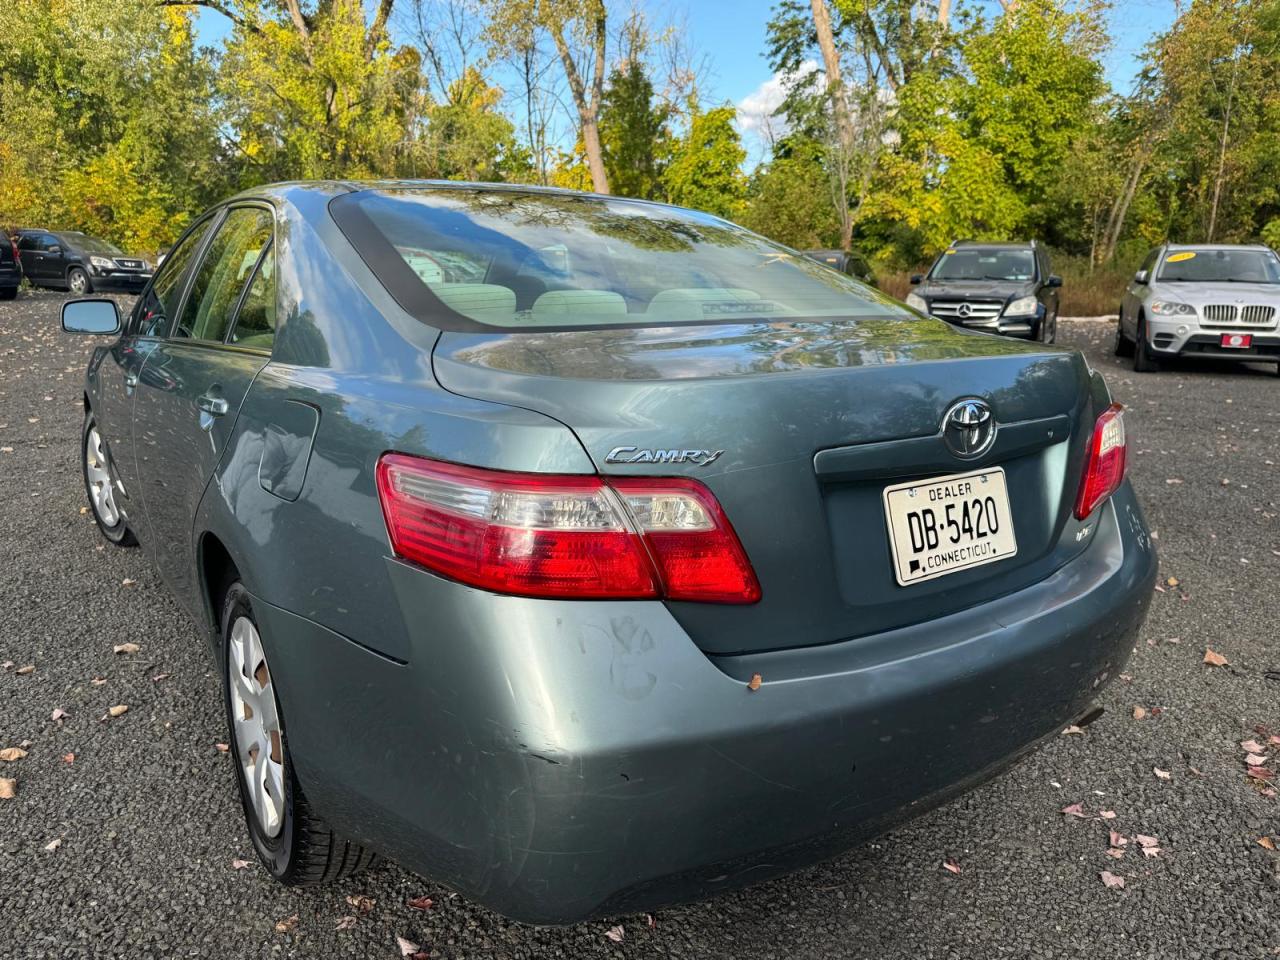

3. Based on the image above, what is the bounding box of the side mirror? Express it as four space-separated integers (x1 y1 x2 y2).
909 274 923 285
62 298 121 336
1133 270 1150 285
1046 274 1063 288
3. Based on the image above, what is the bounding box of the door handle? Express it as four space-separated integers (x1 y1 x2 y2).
197 394 229 417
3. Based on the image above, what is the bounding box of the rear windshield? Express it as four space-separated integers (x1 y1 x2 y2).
929 248 1036 282
1158 248 1280 284
334 189 905 330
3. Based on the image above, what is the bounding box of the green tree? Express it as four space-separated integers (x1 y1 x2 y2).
661 104 747 219
599 58 669 200
740 138 842 248
418 67 526 181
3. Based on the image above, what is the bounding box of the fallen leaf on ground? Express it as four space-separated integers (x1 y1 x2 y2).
942 857 962 874
215 743 229 753
1099 810 1116 820
1132 706 1147 720
231 858 251 869
273 914 299 934
1242 739 1265 753
1258 837 1275 850
647 914 657 929
50 708 69 723
91 677 107 686
62 753 74 764
747 673 762 691
106 705 129 718
396 935 422 956
0 778 15 799
1061 802 1086 818
0 747 28 762
1106 847 1125 859
1165 576 1179 587
112 642 140 655
1110 830 1127 847
335 916 357 930
1246 753 1268 766
1270 736 1280 746
1154 767 1172 780
1203 648 1229 667
1062 725 1085 736
1135 834 1159 848
16 664 35 675
1141 845 1161 858
1100 870 1125 889
151 673 170 682
121 578 137 587
406 896 434 911
345 894 375 915
44 838 62 852
605 925 625 943
1246 767 1275 780
1 661 12 670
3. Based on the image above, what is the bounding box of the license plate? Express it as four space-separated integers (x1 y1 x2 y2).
882 467 1018 586
1221 333 1252 348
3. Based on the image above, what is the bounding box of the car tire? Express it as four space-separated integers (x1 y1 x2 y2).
0 287 16 301
1132 315 1161 372
1039 310 1057 344
81 413 137 547
221 581 377 885
1113 311 1134 357
67 267 91 295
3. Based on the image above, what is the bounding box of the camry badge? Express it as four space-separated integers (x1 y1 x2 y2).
942 398 995 459
605 446 724 466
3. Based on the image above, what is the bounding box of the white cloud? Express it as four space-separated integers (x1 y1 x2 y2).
734 61 819 163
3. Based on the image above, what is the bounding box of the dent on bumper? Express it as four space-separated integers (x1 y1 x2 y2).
255 484 1156 924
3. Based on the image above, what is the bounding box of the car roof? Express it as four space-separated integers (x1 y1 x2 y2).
1164 243 1273 251
951 241 1035 250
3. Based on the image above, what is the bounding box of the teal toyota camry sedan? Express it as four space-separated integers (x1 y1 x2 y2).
62 182 1156 923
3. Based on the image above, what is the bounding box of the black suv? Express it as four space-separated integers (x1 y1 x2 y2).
0 235 21 300
803 249 877 286
16 230 152 295
906 241 1062 342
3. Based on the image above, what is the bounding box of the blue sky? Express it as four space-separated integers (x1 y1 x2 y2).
193 0 1177 162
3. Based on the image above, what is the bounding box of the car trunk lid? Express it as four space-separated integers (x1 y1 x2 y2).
432 317 1098 655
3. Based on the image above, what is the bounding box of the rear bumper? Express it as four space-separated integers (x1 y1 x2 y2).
0 266 20 287
258 482 1156 924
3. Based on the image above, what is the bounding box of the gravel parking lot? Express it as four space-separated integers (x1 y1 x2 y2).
2 290 1278 959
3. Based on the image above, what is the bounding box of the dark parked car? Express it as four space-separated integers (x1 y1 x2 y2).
803 248 876 285
16 229 151 295
907 240 1062 342
61 182 1156 924
0 234 21 299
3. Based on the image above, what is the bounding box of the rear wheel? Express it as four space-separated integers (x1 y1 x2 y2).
82 414 137 546
1133 315 1161 372
222 582 376 884
68 267 90 295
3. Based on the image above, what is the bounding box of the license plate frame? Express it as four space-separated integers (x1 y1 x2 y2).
882 467 1018 586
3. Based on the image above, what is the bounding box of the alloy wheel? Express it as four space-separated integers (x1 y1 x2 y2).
85 426 121 528
228 617 286 838
69 270 88 294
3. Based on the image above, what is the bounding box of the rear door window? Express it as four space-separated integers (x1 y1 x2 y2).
173 206 274 343
227 243 277 351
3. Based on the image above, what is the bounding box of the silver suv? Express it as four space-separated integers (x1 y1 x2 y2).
1117 244 1280 374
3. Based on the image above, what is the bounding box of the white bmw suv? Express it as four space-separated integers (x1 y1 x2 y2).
1117 244 1280 374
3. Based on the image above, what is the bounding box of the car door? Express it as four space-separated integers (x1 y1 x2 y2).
1124 249 1160 335
1036 249 1058 318
91 215 218 517
131 204 276 600
42 234 69 284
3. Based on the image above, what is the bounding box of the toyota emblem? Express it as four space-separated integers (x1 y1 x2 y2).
943 398 995 458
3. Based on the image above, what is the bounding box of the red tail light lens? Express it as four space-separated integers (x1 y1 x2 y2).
1074 403 1127 520
375 454 760 603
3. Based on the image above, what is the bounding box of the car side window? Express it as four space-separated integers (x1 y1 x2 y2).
173 207 273 343
227 243 277 351
131 218 216 338
40 235 60 252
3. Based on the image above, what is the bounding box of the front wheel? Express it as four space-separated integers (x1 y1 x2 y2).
67 267 91 295
1039 310 1057 344
222 582 376 884
82 414 137 546
1133 315 1161 373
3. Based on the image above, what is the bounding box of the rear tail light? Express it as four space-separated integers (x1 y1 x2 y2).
1074 403 1127 520
375 454 761 603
